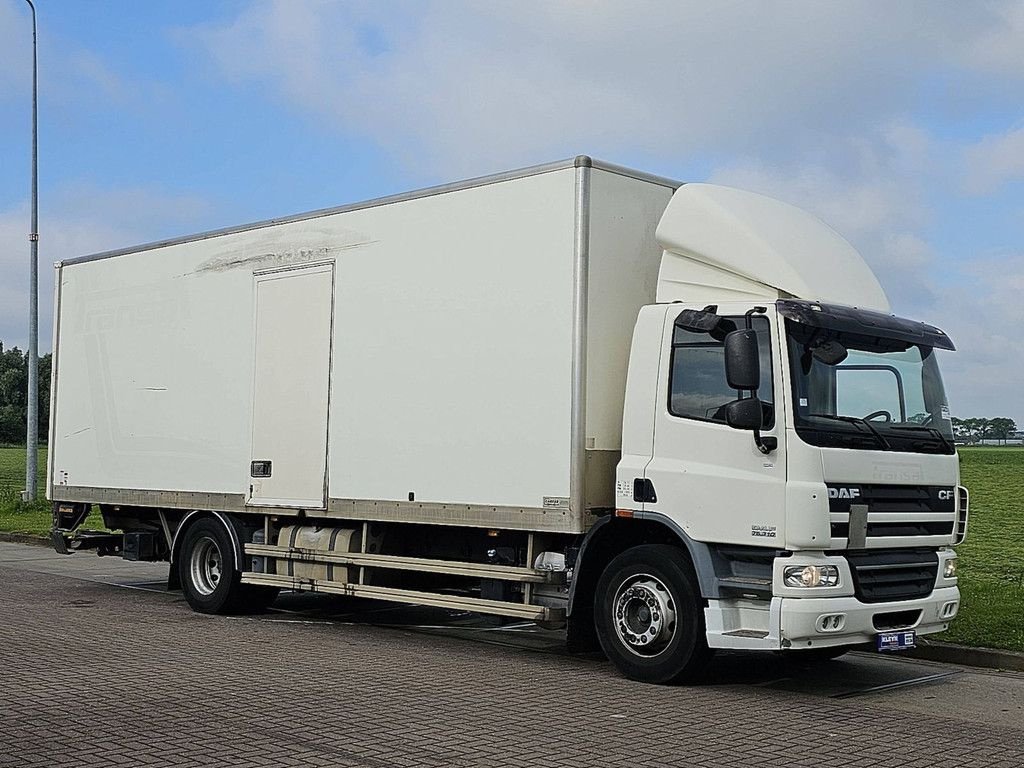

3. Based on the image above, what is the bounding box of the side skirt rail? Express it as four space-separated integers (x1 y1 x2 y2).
244 543 553 583
241 572 561 621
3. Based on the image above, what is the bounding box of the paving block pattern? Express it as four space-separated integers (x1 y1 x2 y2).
1 567 1023 767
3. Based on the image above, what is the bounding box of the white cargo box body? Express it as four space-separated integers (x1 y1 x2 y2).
49 159 676 534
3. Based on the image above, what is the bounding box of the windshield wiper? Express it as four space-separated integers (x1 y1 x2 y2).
890 424 955 453
809 414 892 450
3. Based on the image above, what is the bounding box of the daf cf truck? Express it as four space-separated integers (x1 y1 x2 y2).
49 156 966 684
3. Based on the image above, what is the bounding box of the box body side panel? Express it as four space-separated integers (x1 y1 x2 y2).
51 168 581 529
51 239 258 495
328 170 576 512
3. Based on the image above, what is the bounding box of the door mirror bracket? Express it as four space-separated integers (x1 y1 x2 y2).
723 307 776 454
724 398 777 454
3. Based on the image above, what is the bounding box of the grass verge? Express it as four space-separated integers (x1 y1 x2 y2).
0 446 105 535
938 447 1024 652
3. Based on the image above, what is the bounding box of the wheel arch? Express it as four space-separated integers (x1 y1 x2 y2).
569 513 718 620
169 511 247 580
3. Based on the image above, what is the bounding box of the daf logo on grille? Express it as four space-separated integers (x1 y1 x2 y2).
828 487 861 499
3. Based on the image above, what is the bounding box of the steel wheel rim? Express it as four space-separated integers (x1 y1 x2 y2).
189 536 223 596
612 573 678 658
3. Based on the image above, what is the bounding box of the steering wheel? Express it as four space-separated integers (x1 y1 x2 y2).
864 410 892 422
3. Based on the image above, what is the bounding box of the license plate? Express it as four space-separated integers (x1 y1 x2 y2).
877 630 916 652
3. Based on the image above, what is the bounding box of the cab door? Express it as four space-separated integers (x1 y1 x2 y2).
643 303 787 547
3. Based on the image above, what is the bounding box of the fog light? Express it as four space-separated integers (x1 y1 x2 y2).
784 564 840 588
943 557 958 579
816 613 846 632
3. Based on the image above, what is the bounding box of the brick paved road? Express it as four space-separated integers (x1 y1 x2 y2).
1 547 1023 767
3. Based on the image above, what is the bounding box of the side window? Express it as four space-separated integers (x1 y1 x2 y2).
668 315 774 427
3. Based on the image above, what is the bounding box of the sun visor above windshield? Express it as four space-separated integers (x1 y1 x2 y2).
777 299 955 351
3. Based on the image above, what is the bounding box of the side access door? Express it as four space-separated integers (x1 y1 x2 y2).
248 263 334 509
643 303 787 548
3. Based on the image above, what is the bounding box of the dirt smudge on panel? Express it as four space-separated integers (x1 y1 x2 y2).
194 236 376 275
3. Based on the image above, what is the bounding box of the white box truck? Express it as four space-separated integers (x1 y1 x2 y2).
49 157 967 684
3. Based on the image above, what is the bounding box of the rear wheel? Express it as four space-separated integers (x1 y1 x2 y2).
594 544 712 684
179 517 278 614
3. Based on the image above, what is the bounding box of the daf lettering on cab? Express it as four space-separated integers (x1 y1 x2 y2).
48 157 967 684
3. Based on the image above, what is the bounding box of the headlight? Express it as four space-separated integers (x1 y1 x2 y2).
943 557 958 579
784 564 840 588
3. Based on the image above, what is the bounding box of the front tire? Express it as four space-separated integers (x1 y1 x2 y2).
594 544 712 684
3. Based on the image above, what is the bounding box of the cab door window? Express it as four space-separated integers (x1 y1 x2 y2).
668 315 774 427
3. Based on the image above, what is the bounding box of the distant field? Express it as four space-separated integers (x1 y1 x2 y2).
0 445 1021 651
0 445 46 495
939 447 1024 652
0 446 105 534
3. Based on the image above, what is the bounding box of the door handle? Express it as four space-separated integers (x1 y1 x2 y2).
633 478 657 503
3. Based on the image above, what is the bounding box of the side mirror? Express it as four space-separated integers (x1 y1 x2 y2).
725 397 763 431
724 329 760 390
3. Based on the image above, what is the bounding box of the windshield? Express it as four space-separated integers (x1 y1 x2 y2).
785 319 955 454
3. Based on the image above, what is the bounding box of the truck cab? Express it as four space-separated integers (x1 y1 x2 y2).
592 183 965 683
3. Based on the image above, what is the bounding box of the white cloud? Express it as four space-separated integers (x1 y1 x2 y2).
0 185 211 353
935 252 1024 423
964 125 1024 194
957 0 1024 78
181 1 1024 178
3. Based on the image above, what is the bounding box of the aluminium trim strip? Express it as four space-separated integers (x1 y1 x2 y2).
241 572 558 621
61 159 576 266
570 162 591 520
46 262 63 500
588 158 682 189
48 485 585 533
60 157 682 268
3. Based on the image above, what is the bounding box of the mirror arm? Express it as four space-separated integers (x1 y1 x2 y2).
744 307 771 452
744 306 767 330
753 429 777 455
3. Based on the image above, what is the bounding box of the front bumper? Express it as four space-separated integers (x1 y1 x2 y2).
778 585 960 649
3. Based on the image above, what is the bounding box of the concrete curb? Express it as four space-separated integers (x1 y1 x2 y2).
905 638 1024 672
0 532 49 546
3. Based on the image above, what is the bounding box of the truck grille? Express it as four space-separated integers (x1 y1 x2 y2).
846 549 938 604
830 520 954 538
827 484 954 514
827 484 956 545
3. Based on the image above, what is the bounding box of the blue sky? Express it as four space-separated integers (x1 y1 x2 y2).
1 1 1023 425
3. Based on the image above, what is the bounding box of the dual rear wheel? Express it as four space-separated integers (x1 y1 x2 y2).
178 517 278 614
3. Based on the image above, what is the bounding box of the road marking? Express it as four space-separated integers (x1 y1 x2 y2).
831 671 961 699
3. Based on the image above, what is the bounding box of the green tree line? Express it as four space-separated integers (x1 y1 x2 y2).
0 342 51 445
951 416 1019 444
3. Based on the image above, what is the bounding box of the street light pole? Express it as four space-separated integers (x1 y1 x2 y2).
23 0 39 501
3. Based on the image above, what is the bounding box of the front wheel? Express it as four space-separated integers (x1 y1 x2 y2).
594 544 712 684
